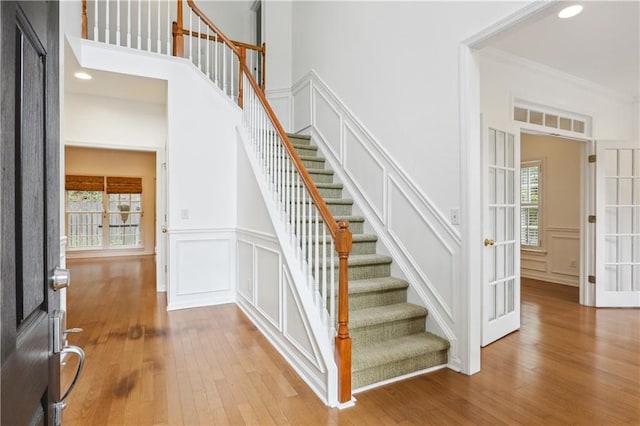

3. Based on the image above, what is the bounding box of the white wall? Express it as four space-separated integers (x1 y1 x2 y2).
263 0 293 130
291 1 527 215
289 0 529 376
521 134 582 286
236 139 335 405
480 49 638 139
65 93 166 149
67 38 241 309
196 0 253 43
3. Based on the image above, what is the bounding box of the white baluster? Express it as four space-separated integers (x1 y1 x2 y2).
302 188 307 268
214 33 219 87
116 0 121 45
230 52 235 101
105 0 110 42
157 0 161 53
188 11 193 62
94 0 98 41
206 26 210 78
223 45 227 95
322 224 328 328
127 0 131 47
197 18 202 70
137 0 142 48
315 208 320 305
308 193 314 292
166 1 170 55
147 0 152 51
295 175 301 249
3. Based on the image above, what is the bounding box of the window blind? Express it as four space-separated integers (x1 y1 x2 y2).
106 177 142 194
65 175 105 191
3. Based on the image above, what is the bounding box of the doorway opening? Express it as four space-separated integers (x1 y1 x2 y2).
64 146 157 259
520 132 584 296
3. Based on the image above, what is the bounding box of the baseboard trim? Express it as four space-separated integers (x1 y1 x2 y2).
352 363 447 394
166 294 235 311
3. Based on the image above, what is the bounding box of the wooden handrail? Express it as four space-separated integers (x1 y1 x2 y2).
175 28 264 53
240 62 340 239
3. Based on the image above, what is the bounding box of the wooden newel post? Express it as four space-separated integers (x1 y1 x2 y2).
238 47 246 108
261 42 266 91
172 0 184 57
81 0 88 39
335 220 352 404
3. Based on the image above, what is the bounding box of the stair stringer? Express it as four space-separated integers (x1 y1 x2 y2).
235 128 339 407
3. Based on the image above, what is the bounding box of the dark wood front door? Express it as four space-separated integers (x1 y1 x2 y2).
1 1 61 425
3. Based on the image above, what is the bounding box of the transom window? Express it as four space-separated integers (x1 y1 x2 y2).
66 175 143 250
521 161 542 248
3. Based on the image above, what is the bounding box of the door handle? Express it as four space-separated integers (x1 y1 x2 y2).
53 345 85 426
51 267 70 291
161 227 168 234
484 238 495 247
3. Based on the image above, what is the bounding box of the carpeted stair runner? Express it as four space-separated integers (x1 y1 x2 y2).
288 134 450 390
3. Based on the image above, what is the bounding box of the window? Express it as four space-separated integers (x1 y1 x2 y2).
521 161 541 247
66 175 143 250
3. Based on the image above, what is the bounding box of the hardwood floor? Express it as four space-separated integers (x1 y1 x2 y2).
62 258 640 425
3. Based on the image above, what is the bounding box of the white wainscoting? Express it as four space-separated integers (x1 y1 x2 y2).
167 229 236 311
235 228 333 406
266 88 293 133
291 70 462 370
521 227 580 286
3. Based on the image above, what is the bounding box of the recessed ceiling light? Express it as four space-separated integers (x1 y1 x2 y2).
558 5 583 19
74 71 92 80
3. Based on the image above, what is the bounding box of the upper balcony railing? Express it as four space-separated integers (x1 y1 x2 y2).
81 0 353 404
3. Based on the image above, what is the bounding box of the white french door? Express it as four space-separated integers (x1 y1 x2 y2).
482 127 520 346
595 141 640 307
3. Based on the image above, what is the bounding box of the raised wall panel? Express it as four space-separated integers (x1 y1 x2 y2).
168 232 235 310
344 123 385 221
283 269 322 369
313 88 341 159
293 82 311 133
237 240 254 303
266 89 292 132
255 245 281 329
388 178 453 315
549 232 580 277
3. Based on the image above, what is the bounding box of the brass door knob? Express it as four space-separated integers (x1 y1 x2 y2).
161 227 168 234
484 238 495 247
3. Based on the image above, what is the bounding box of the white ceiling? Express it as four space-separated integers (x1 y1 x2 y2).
64 42 167 104
487 1 639 100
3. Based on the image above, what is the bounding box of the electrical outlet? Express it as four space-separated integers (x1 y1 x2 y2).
450 209 460 225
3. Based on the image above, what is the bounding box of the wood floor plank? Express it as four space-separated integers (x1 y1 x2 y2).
62 258 640 425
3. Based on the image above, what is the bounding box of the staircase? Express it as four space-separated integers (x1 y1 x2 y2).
288 134 450 389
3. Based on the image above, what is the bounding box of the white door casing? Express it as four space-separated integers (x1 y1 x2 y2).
595 140 640 307
482 127 521 346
